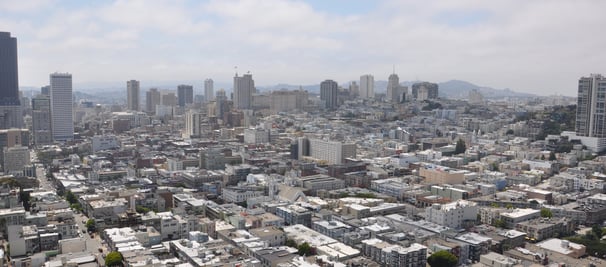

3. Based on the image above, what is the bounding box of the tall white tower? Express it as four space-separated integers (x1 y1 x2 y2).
50 73 74 141
360 74 374 99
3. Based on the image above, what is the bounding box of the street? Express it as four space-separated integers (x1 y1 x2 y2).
32 153 106 266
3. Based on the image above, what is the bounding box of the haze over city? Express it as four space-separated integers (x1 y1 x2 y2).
3 0 606 96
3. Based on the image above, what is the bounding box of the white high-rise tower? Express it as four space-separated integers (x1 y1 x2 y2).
50 73 74 141
360 74 374 99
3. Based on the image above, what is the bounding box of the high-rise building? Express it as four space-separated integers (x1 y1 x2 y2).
31 96 52 146
50 73 74 141
146 88 161 113
233 73 254 110
126 80 140 111
412 82 439 101
0 32 22 129
360 75 374 99
0 32 20 106
204 79 214 102
177 84 194 107
270 89 308 113
298 137 356 164
184 111 203 138
576 74 606 138
387 73 407 103
320 80 338 110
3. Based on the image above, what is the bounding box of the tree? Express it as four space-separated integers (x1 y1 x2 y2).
506 129 514 135
105 251 123 267
455 139 467 154
65 190 77 205
493 219 506 228
540 208 553 218
86 219 96 232
297 242 314 256
427 250 458 267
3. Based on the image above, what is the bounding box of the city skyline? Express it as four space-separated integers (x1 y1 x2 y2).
2 0 606 96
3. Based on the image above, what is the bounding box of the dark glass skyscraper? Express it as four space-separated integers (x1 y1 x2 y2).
0 32 20 105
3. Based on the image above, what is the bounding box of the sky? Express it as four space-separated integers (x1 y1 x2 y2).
1 0 606 96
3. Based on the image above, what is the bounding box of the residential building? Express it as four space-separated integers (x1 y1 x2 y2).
276 205 312 227
243 128 270 144
320 79 338 110
184 111 203 138
50 72 74 141
361 238 427 267
126 80 140 111
360 74 374 99
299 138 356 164
425 200 478 229
3 145 29 173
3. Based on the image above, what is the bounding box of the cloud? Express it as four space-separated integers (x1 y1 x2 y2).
5 0 606 95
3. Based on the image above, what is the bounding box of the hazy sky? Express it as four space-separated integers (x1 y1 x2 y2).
2 0 605 96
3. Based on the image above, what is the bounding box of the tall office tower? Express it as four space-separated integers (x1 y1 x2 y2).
0 32 22 129
41 85 50 96
204 79 214 102
177 84 194 107
576 74 606 138
233 73 254 110
31 96 52 145
146 88 161 113
411 82 439 101
50 73 74 141
320 79 338 110
126 80 140 111
360 74 374 99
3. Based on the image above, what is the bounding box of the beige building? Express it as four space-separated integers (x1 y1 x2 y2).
419 164 465 184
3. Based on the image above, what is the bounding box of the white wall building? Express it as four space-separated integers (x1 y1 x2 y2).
425 200 478 229
50 73 74 141
244 128 270 144
91 135 120 152
360 74 374 99
204 78 214 102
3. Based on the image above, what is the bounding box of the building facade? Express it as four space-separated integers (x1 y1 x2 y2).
126 80 140 111
204 79 214 102
50 73 74 141
320 80 338 110
31 96 52 146
360 74 374 99
177 84 194 107
234 73 254 110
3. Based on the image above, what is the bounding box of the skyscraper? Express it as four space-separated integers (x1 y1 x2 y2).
0 32 20 105
126 80 140 111
177 84 194 107
146 88 161 113
387 73 407 103
50 73 74 141
234 73 254 110
204 79 214 102
576 74 606 138
31 96 52 145
320 79 338 110
360 74 374 99
0 32 22 129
